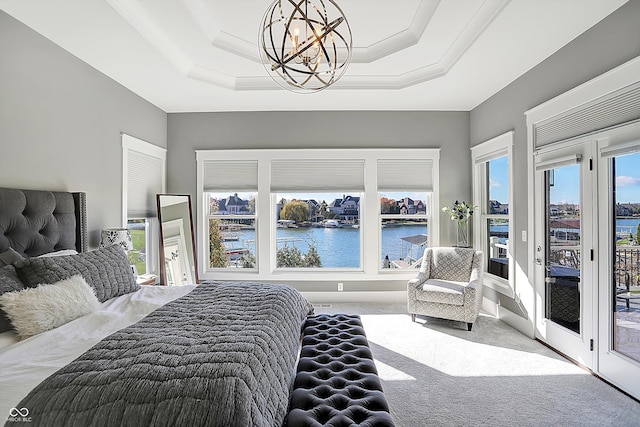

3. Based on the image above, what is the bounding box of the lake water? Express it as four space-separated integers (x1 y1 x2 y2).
617 218 640 236
227 224 427 268
226 218 640 268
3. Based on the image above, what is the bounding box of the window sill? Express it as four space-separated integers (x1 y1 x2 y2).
483 273 514 298
200 270 417 283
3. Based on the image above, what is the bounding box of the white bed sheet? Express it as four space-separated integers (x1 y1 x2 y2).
0 284 197 419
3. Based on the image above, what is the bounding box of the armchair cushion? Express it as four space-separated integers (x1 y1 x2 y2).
430 247 475 282
417 279 467 305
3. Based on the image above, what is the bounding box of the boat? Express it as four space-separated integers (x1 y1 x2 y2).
324 220 339 228
277 219 298 228
225 248 248 261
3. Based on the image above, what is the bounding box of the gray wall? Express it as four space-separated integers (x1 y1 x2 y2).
470 0 640 324
167 111 470 291
167 110 470 245
0 10 167 247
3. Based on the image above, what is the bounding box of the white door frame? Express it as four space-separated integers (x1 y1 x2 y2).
532 139 596 368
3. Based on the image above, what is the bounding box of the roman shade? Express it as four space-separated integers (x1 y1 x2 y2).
270 159 365 192
600 139 640 158
123 134 166 218
535 154 582 172
202 160 258 192
377 159 433 191
534 83 640 149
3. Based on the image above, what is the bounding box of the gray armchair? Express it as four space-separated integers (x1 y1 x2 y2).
407 247 484 331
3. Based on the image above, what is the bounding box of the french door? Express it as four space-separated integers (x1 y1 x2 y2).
597 123 640 397
534 141 595 367
534 121 640 396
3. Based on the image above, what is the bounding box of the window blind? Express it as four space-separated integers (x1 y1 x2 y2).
125 139 166 218
534 83 640 148
600 140 640 158
377 159 433 191
202 160 258 192
473 148 509 165
270 159 365 192
535 154 582 172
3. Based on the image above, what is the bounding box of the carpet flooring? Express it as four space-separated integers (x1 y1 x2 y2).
313 303 640 427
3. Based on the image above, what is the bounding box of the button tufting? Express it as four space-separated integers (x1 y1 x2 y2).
286 314 395 427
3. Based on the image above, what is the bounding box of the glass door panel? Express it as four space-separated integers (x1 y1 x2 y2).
535 142 593 367
612 152 640 362
545 165 581 334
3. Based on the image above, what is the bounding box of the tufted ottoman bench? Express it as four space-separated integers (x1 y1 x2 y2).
286 314 395 427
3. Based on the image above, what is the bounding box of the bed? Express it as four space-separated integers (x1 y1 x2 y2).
0 188 313 426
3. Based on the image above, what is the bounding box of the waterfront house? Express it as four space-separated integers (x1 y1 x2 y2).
328 196 360 222
217 193 251 216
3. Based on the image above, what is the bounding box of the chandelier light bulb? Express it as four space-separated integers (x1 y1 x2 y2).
259 0 353 93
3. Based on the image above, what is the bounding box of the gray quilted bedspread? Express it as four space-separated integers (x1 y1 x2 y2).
14 281 313 427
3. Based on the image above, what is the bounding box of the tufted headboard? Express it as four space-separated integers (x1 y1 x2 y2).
0 188 87 257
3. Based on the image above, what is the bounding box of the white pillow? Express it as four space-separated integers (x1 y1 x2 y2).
0 275 100 339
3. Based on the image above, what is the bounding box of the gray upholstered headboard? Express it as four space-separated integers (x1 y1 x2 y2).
0 188 87 257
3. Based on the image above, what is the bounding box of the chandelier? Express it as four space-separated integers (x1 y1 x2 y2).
259 0 352 93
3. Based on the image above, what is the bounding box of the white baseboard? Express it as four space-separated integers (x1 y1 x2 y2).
301 291 406 304
497 305 535 339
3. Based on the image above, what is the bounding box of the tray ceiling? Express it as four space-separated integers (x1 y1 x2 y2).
0 0 628 112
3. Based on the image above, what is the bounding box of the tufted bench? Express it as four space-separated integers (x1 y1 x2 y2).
286 314 395 427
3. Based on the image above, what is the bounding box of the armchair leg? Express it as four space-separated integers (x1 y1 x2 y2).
411 314 416 322
467 322 473 331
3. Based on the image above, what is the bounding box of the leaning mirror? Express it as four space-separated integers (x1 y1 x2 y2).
157 194 199 286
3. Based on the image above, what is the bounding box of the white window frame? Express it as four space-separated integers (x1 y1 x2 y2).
196 149 440 282
122 133 166 276
471 131 515 297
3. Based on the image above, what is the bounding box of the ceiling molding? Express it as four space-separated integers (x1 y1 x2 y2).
4 0 626 111
107 0 510 91
106 0 191 74
192 0 509 91
187 0 442 64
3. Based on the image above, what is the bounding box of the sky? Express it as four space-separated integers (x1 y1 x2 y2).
489 152 640 205
546 153 640 204
614 152 640 203
489 156 509 204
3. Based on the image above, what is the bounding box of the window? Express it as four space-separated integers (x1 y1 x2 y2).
270 158 365 270
472 132 514 295
378 159 433 270
274 192 361 269
201 160 258 271
207 192 257 269
122 134 166 275
196 149 440 281
127 218 149 274
380 192 429 269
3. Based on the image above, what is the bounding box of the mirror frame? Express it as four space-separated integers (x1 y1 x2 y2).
157 194 199 286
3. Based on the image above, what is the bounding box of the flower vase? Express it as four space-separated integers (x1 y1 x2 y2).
456 221 469 248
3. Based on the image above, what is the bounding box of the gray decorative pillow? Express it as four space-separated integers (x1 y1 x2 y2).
0 275 101 339
15 245 139 303
0 264 25 333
